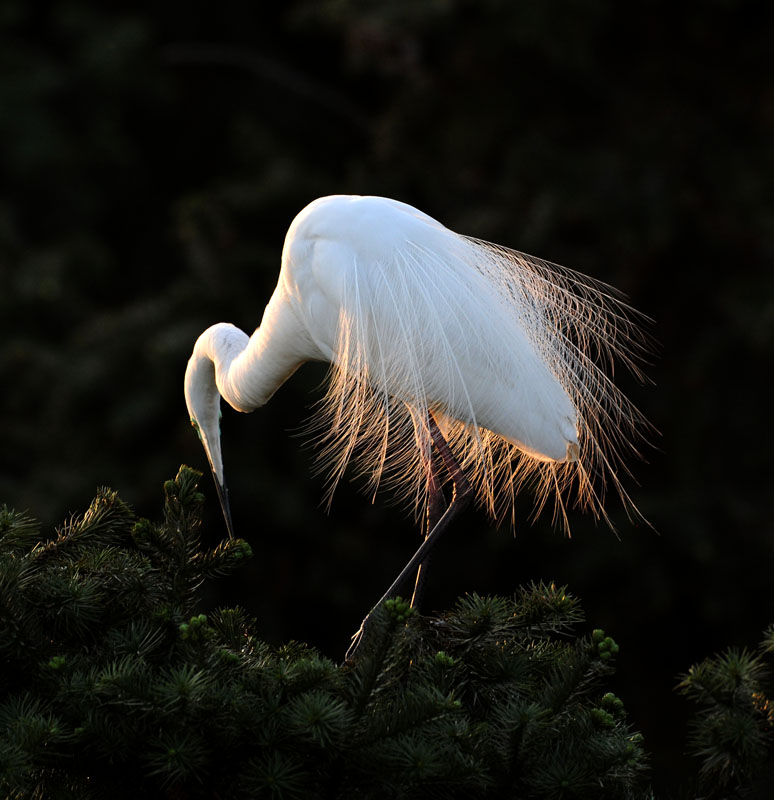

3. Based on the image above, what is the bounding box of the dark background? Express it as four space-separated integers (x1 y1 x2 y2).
2 0 772 791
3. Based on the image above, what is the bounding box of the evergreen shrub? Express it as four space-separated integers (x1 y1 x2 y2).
0 467 652 798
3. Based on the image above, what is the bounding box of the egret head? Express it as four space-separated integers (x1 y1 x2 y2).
184 335 236 539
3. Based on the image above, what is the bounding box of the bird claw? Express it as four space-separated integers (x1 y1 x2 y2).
345 613 371 661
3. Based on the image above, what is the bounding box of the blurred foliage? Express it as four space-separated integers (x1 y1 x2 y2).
678 627 774 798
1 0 772 792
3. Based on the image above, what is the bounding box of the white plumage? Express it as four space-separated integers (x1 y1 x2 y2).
185 194 650 535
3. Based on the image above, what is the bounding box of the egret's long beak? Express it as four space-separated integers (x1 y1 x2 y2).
191 416 237 540
211 467 236 540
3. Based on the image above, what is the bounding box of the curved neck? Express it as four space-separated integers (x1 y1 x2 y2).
202 291 319 414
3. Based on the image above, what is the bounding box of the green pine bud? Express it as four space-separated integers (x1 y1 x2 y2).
594 634 619 659
435 651 456 667
131 519 153 543
238 541 253 558
590 708 615 728
592 628 605 642
385 597 413 622
601 692 624 714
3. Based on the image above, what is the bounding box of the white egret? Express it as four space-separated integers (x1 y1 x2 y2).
184 194 650 651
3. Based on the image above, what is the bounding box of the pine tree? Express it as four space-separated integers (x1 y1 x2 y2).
678 627 774 798
0 466 652 798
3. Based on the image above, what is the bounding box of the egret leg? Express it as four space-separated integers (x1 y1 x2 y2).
410 412 473 607
411 411 463 607
404 405 447 609
410 460 446 608
346 414 472 660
